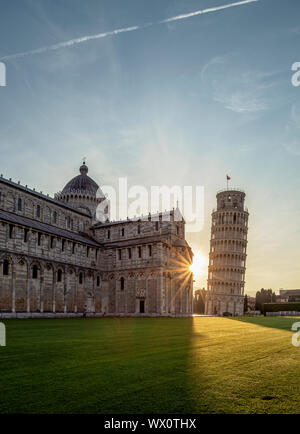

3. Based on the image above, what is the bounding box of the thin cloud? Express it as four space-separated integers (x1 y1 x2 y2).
216 91 268 113
0 0 258 61
160 0 258 23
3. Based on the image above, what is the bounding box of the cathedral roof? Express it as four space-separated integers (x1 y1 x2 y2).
173 239 189 247
0 209 101 247
62 163 99 197
0 175 90 217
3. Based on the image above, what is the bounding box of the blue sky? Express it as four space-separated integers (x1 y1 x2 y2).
0 0 300 294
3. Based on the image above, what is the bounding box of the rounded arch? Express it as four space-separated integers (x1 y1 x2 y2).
78 270 84 285
1 254 13 276
30 260 42 278
30 259 42 269
57 268 63 283
96 274 101 287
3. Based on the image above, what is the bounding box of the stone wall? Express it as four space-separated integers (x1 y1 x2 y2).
0 178 193 317
0 178 92 232
0 222 100 269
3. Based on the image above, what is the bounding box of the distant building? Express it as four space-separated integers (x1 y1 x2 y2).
246 296 256 311
205 188 249 316
193 288 206 314
278 289 300 303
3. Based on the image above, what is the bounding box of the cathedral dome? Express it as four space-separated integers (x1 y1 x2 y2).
62 163 99 197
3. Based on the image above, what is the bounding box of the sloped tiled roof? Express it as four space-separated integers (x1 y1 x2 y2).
0 176 90 217
0 209 101 247
172 239 189 247
104 235 168 248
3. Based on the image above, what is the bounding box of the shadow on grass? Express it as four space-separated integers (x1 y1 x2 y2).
0 317 207 414
229 315 299 332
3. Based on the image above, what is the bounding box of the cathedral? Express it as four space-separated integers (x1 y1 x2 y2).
0 163 194 318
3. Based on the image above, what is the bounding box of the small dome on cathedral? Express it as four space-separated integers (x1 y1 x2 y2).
79 163 88 175
62 162 99 196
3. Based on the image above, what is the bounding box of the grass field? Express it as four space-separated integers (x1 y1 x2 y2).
0 316 299 414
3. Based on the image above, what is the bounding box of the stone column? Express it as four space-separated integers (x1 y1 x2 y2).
52 271 56 313
26 263 30 313
40 272 44 313
115 278 119 314
11 262 16 313
74 270 78 313
64 271 68 314
159 272 164 315
180 283 183 315
92 273 95 313
125 276 128 314
170 278 175 315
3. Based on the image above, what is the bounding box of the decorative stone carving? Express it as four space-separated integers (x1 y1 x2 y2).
136 288 146 299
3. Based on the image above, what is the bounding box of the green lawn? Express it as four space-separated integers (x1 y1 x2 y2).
0 316 299 414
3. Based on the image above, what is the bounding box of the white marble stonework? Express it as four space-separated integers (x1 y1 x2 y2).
0 163 193 317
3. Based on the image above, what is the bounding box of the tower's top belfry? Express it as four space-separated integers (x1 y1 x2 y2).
216 189 246 212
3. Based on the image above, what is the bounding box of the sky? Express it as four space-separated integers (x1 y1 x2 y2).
0 0 299 295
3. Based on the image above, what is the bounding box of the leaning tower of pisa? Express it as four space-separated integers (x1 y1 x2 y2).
205 189 249 316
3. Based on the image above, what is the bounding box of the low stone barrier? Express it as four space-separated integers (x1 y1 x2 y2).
246 311 261 316
0 312 193 319
266 311 300 317
0 312 85 319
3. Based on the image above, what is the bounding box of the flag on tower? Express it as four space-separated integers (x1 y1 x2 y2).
226 174 231 190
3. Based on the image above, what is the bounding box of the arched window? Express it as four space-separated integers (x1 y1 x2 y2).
67 216 71 228
18 198 22 211
137 225 141 234
53 211 57 224
79 272 83 285
32 265 38 279
120 277 125 291
36 205 41 218
57 269 63 282
97 276 100 287
3 260 9 276
9 224 14 239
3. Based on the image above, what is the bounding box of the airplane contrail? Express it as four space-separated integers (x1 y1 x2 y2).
0 0 258 61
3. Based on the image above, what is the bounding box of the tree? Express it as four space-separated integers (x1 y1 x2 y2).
244 294 248 313
255 288 277 313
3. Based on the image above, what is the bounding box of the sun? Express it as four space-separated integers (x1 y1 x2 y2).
190 252 208 276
